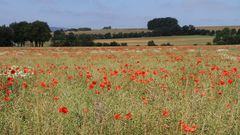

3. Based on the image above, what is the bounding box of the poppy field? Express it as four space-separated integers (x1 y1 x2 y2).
0 46 240 134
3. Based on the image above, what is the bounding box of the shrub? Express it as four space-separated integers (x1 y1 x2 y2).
95 43 103 47
148 40 157 46
161 42 173 46
121 43 128 46
110 41 120 46
206 42 212 45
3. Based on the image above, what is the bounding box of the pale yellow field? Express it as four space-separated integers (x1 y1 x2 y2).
95 35 214 46
196 26 240 31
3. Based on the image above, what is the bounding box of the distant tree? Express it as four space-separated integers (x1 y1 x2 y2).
103 26 111 29
30 21 51 47
78 27 91 31
231 29 237 35
161 42 173 46
0 25 14 47
104 33 112 39
213 28 240 45
78 34 95 46
237 29 240 35
65 32 77 46
147 40 157 46
110 41 120 46
9 21 31 47
147 17 181 36
52 29 66 46
121 43 128 46
182 25 196 35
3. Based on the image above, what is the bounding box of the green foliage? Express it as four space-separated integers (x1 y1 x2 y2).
52 29 66 46
147 17 182 36
206 42 212 45
1 20 52 47
103 26 111 29
147 40 157 46
147 17 212 36
9 21 31 46
0 25 14 46
213 28 240 45
31 21 52 47
52 32 96 47
66 27 91 32
104 33 112 39
161 42 174 46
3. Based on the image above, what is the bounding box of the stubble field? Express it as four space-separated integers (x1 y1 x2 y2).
95 35 214 46
0 46 239 134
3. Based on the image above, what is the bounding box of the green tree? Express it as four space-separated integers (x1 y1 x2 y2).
237 29 240 35
78 34 95 46
213 28 240 45
147 40 156 46
30 21 51 47
65 32 77 46
0 25 14 47
147 17 181 36
52 29 66 46
104 33 112 39
10 21 31 47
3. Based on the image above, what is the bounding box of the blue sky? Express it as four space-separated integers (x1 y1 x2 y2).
0 0 239 28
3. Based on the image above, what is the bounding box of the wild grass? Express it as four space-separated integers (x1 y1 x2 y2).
0 46 239 135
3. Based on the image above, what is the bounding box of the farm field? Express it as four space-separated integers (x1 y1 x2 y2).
67 26 240 35
0 46 240 134
95 35 214 46
196 26 240 31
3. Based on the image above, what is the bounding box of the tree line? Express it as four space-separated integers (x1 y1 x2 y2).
148 17 214 36
0 21 51 47
61 17 214 40
1 17 240 47
213 28 240 45
52 30 127 47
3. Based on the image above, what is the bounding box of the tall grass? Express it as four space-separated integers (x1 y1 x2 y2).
0 46 239 134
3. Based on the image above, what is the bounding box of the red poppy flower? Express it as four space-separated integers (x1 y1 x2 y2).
217 91 223 95
8 81 13 85
11 70 16 74
4 97 11 101
228 79 233 84
6 91 12 95
52 78 59 86
95 90 101 95
22 82 28 89
116 86 122 91
40 82 47 88
114 113 121 120
100 83 105 88
125 112 132 120
179 121 197 133
89 84 94 89
162 109 170 117
53 96 60 100
58 107 69 114
92 81 97 85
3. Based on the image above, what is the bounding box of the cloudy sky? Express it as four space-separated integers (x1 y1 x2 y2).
0 0 239 28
